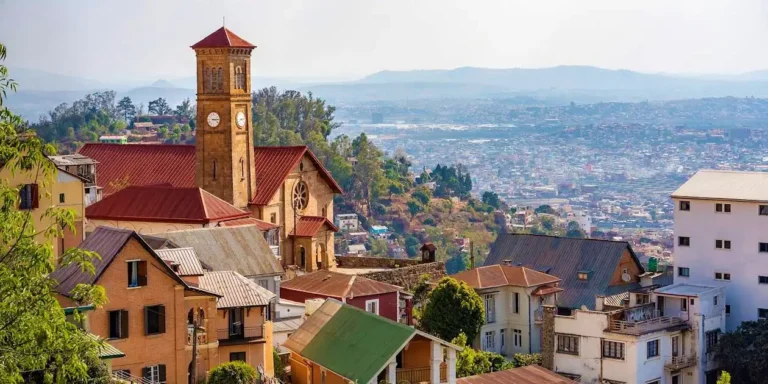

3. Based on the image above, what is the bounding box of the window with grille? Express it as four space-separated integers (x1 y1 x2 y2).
678 267 690 277
706 330 721 353
715 240 731 249
602 340 625 360
715 203 731 213
760 205 768 216
484 331 495 351
646 339 659 359
715 272 731 281
514 329 522 347
556 334 579 355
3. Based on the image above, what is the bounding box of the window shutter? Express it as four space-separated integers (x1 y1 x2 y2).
31 184 39 209
159 365 166 382
127 262 132 286
120 310 129 338
142 367 150 379
138 261 148 286
158 305 166 334
144 307 150 335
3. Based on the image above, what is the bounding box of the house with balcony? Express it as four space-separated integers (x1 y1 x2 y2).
334 213 360 231
452 264 562 356
541 283 726 384
284 299 461 384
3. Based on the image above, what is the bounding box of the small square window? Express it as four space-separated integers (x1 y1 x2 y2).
678 237 690 247
724 204 731 213
715 272 731 281
144 305 166 335
759 243 768 253
760 205 768 216
715 240 722 249
759 276 768 285
59 193 65 203
725 240 731 249
716 203 723 212
646 339 659 359
578 272 589 280
679 201 690 211
230 352 246 362
726 305 731 315
678 267 690 277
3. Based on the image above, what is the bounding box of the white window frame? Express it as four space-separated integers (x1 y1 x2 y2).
714 272 731 281
715 239 731 250
148 365 165 384
484 331 495 352
484 294 496 323
513 329 522 347
365 299 379 315
646 339 660 360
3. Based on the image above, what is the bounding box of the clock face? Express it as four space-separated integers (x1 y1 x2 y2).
236 111 247 128
206 112 220 128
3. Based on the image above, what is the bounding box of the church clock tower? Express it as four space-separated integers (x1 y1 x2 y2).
191 27 257 209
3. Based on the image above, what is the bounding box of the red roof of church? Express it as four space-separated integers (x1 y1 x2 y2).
85 185 252 224
191 27 256 49
292 216 339 237
78 143 343 204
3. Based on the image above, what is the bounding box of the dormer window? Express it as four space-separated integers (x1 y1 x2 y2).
578 271 591 281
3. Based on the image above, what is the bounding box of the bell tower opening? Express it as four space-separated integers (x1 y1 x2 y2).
191 27 257 209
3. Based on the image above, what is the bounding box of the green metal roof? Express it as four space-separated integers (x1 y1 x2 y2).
63 305 95 315
284 300 415 383
87 334 126 359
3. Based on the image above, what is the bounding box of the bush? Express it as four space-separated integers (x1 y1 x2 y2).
208 361 258 384
513 353 542 367
273 349 287 381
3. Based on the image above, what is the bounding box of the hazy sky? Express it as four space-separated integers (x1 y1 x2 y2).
2 0 768 82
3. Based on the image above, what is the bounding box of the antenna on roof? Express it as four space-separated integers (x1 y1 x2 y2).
223 16 226 27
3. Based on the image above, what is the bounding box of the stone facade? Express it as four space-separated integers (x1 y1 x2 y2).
335 256 422 269
194 46 257 210
540 305 556 370
361 262 447 291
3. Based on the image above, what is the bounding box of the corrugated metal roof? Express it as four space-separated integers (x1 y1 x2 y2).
274 317 304 333
86 185 251 223
155 247 205 276
219 217 280 231
283 299 415 384
199 271 275 308
281 271 402 298
452 264 561 289
456 366 577 384
252 146 343 205
152 225 283 277
671 169 768 203
191 26 256 49
88 334 125 359
292 216 338 237
78 143 196 196
49 153 99 166
484 234 643 310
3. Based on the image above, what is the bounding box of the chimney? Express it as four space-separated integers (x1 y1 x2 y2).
541 305 557 370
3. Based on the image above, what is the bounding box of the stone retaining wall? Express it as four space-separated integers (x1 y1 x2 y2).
335 256 422 269
361 262 447 291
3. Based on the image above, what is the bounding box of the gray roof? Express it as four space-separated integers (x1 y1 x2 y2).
155 247 204 276
199 271 275 308
151 225 283 278
274 317 304 333
484 234 644 310
654 283 717 297
671 170 768 203
49 153 99 166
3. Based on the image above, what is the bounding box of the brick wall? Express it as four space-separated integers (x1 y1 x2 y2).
360 262 447 290
335 256 422 269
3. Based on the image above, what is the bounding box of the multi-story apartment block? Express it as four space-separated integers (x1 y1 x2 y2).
672 170 768 330
334 213 360 231
452 264 562 356
543 283 725 384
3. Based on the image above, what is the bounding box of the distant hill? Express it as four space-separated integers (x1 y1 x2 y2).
7 67 106 91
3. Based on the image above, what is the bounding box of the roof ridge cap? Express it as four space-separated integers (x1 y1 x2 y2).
344 274 356 298
198 188 210 218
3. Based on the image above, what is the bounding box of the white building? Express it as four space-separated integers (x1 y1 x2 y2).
671 170 768 330
567 210 592 234
334 213 359 231
545 283 725 384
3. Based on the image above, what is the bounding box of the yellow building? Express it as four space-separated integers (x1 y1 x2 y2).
1 159 86 257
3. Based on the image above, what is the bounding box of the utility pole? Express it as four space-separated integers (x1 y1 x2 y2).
469 240 475 269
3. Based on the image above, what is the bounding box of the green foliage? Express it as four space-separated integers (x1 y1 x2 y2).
0 46 108 383
405 236 420 257
540 216 555 231
717 371 731 384
513 353 542 367
33 91 122 152
535 205 556 215
430 164 472 199
420 278 485 342
716 321 768 384
481 191 501 209
445 254 469 275
407 199 424 217
412 186 432 205
368 238 388 257
565 222 586 238
451 333 513 378
173 98 195 121
273 349 286 381
148 97 172 115
116 96 136 122
207 361 258 384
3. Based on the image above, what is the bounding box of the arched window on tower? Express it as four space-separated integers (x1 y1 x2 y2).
217 67 223 92
235 66 245 90
240 158 245 180
204 68 211 92
212 159 217 180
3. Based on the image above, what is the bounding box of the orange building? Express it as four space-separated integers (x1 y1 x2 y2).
52 226 276 383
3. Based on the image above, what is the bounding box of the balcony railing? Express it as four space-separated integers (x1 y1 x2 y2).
217 323 264 341
608 316 685 335
534 308 544 324
112 370 154 384
186 328 208 346
665 354 697 371
396 364 447 384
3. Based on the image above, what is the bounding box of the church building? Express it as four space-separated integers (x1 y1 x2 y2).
79 27 342 272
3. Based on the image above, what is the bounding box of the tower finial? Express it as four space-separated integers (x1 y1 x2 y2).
223 16 225 27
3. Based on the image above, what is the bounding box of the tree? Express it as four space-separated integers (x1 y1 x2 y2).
565 221 586 238
0 44 108 383
207 361 258 384
407 199 424 218
405 236 420 258
716 321 768 383
273 349 286 381
148 97 172 115
717 371 731 384
535 205 556 215
173 98 194 121
420 277 484 342
116 96 136 122
412 187 432 205
481 191 501 209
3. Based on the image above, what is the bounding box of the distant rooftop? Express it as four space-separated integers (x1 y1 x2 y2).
654 283 717 297
672 170 768 203
49 154 99 166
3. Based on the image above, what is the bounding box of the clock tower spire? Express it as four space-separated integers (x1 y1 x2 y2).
191 27 257 209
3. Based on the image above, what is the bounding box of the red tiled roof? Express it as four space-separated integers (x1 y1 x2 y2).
218 217 280 231
281 271 402 298
292 216 338 237
86 185 251 224
452 264 561 289
78 143 196 196
78 144 343 203
252 146 343 205
191 27 256 49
